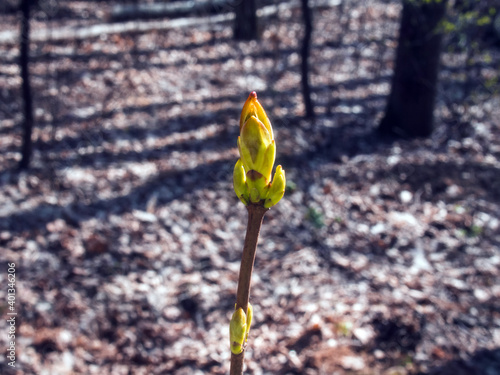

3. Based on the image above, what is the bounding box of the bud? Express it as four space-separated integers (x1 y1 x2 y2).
240 91 273 139
245 303 253 343
230 308 247 355
229 303 253 355
238 116 275 183
264 165 286 208
233 92 285 206
233 159 249 205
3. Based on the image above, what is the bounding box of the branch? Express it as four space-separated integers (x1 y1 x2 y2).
230 204 268 375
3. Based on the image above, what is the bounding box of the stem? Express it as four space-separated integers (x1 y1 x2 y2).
230 204 268 375
230 352 244 375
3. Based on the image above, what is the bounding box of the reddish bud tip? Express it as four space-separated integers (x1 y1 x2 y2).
250 91 257 98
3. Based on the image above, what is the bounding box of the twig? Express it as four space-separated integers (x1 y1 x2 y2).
230 204 268 375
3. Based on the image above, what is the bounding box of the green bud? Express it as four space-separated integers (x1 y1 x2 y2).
229 303 253 355
233 159 249 205
245 303 253 343
230 308 247 355
240 91 273 140
264 165 286 208
238 116 275 182
234 91 285 207
246 169 269 203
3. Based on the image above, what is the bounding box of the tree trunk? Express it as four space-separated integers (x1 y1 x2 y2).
19 0 34 170
301 0 314 118
234 0 258 40
379 0 448 138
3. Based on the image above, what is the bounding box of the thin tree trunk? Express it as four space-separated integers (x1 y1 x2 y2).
300 0 314 118
379 0 448 138
19 0 34 170
234 0 258 40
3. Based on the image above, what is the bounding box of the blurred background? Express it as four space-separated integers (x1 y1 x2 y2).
0 0 499 374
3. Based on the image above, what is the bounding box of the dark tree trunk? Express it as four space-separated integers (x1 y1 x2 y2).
19 0 34 170
379 0 448 138
300 0 314 118
233 0 258 40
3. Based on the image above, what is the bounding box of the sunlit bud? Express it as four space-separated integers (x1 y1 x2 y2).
230 308 247 355
234 91 285 206
238 117 275 182
246 168 270 204
233 159 249 205
240 91 273 140
264 165 286 208
245 303 253 343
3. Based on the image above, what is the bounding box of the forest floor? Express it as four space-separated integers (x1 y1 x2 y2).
0 1 499 374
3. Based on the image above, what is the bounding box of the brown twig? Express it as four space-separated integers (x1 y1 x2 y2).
230 203 268 375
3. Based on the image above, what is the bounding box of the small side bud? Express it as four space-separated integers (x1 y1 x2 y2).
245 303 253 343
233 159 249 205
264 165 286 208
246 169 269 203
230 308 247 355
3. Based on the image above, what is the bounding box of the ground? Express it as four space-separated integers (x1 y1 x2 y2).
0 1 499 374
